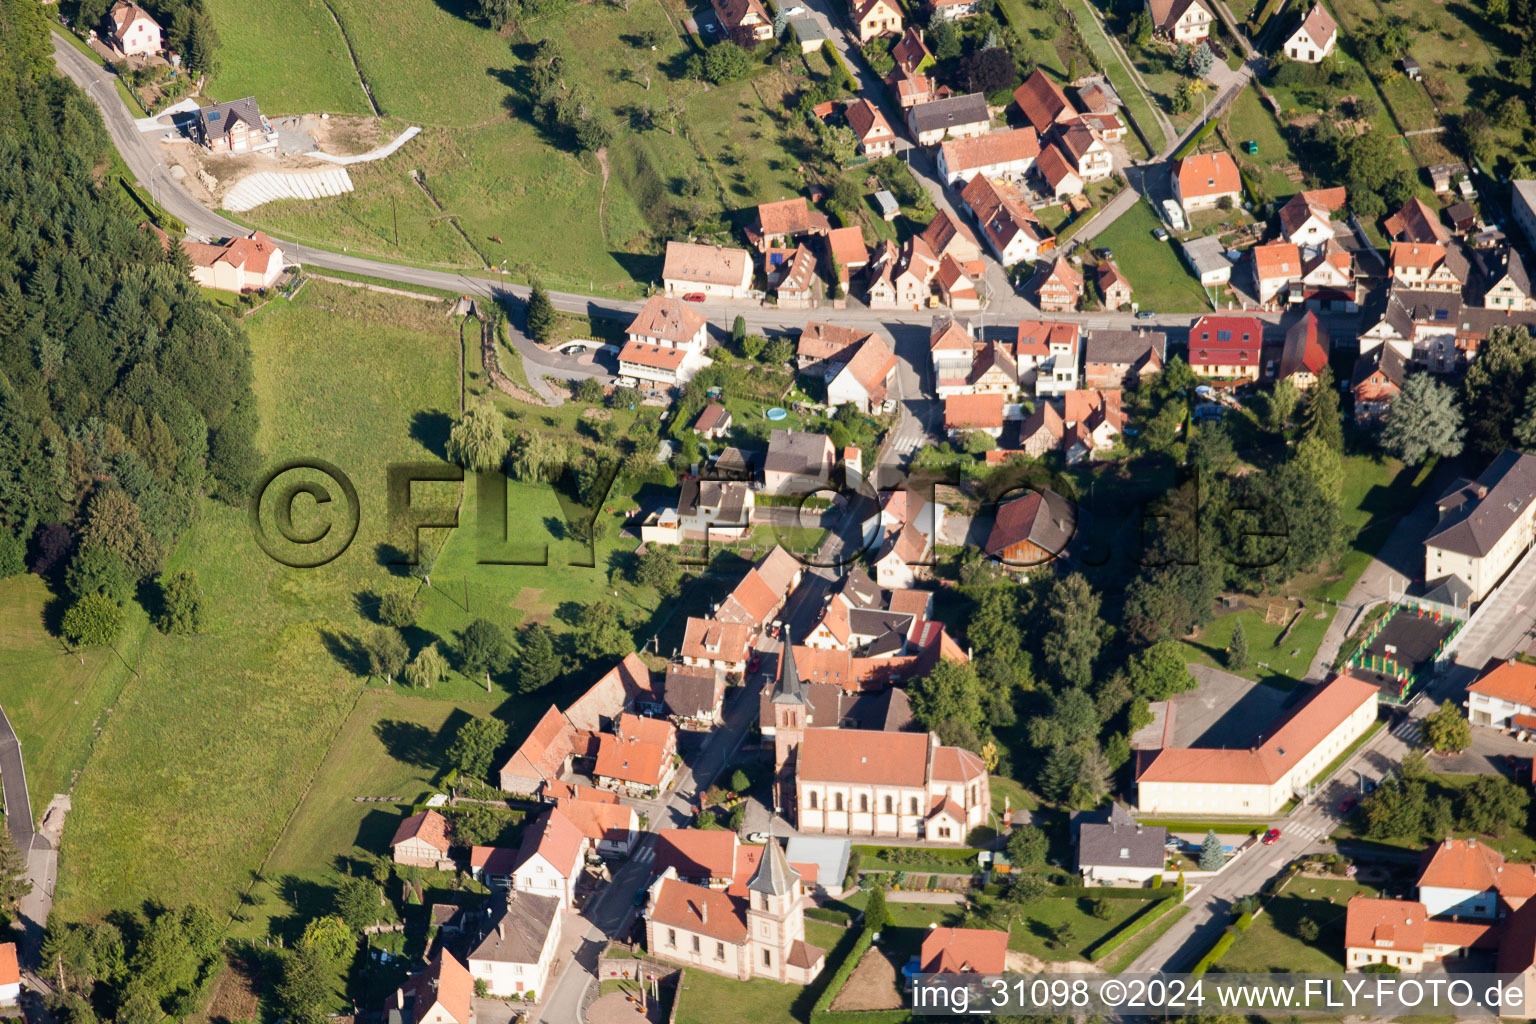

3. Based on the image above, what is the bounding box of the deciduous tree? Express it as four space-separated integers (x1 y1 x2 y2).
62 594 123 649
1422 700 1471 754
448 716 508 779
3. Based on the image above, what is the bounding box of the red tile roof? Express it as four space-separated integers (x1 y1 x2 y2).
931 745 987 782
846 98 895 145
1280 312 1330 378
1176 151 1241 200
1012 70 1072 133
618 341 689 371
470 845 520 875
0 942 18 987
1188 315 1264 369
798 727 931 785
1137 675 1378 785
627 294 708 344
655 828 739 879
664 241 751 286
944 392 1006 431
414 951 473 1024
1344 897 1426 952
799 322 875 362
1418 838 1536 897
649 876 748 943
517 806 586 875
682 617 752 663
619 711 676 748
557 798 636 846
827 226 870 270
941 127 1041 173
1252 241 1302 282
922 927 1008 973
1468 660 1536 709
593 733 669 787
757 197 829 238
391 809 450 854
839 336 899 399
500 704 576 785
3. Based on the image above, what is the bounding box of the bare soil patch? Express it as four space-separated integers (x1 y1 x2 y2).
831 946 905 1011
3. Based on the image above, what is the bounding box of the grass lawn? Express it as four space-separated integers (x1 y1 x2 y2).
672 920 854 1024
0 577 146 819
1215 87 1297 204
51 282 464 924
842 889 1146 963
208 0 819 293
228 688 499 947
1218 878 1378 973
1090 200 1211 313
1059 0 1161 155
1102 903 1190 971
1179 602 1336 689
203 0 372 114
990 775 1039 818
1301 456 1433 603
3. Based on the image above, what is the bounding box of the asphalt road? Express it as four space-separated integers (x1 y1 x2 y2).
0 703 33 851
51 30 1314 348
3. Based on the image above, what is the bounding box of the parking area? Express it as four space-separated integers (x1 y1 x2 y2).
1167 664 1297 749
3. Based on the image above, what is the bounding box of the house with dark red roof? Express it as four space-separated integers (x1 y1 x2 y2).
1278 312 1329 387
1187 315 1263 380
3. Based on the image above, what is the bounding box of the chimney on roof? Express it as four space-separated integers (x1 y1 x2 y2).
700 900 708 924
497 920 505 940
1476 484 1489 499
397 989 406 1010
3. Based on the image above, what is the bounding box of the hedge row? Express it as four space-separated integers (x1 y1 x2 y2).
1082 895 1177 961
1190 926 1239 974
820 40 857 92
853 845 983 865
810 926 877 1018
811 1011 914 1024
1173 118 1219 160
807 907 853 925
1049 885 1169 900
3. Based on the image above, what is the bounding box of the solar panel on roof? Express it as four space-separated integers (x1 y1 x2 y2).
208 111 221 121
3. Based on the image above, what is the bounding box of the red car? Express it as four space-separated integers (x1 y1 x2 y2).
747 655 761 673
1262 828 1281 845
682 292 706 302
1338 798 1358 814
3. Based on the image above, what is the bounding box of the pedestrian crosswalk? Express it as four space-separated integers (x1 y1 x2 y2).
632 845 656 865
1394 719 1421 743
1288 820 1333 842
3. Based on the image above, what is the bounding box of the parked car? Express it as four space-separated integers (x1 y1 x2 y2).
1262 828 1281 845
1094 247 1113 260
747 654 761 673
747 832 770 844
682 292 706 302
1338 798 1358 814
1135 309 1156 319
1152 228 1169 241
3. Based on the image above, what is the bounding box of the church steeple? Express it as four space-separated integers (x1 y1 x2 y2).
748 831 799 897
770 627 805 705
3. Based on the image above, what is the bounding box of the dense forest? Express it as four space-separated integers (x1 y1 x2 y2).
0 0 258 640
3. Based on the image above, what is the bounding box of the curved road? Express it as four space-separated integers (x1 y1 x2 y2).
51 31 1300 346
